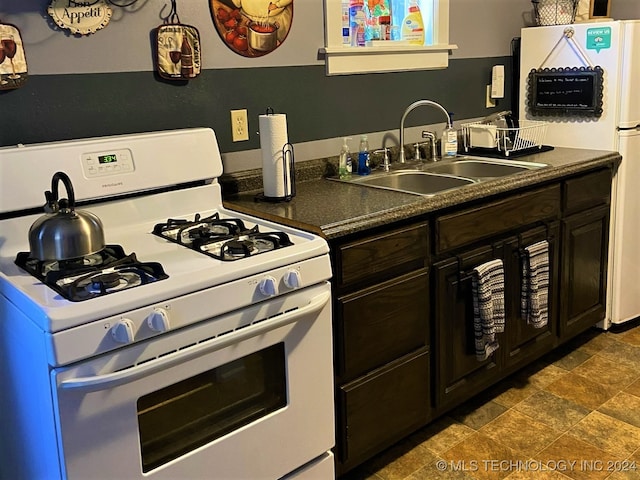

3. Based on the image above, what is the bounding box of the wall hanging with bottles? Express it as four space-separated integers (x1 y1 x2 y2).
155 0 201 81
0 21 27 90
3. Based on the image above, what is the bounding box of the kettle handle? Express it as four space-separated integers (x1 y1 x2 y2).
50 172 76 210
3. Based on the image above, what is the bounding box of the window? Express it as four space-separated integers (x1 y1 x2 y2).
322 0 456 75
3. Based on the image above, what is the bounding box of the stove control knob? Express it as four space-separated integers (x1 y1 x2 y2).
111 319 135 344
147 308 170 333
284 270 302 289
258 276 278 297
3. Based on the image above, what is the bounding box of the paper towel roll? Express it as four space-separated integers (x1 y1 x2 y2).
259 113 292 198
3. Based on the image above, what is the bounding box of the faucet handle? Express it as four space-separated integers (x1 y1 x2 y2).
373 148 391 171
420 131 439 161
412 143 423 162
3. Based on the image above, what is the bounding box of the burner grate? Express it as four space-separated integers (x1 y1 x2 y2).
14 245 168 302
153 214 293 261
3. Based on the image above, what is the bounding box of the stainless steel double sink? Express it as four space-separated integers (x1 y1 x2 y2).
332 156 549 196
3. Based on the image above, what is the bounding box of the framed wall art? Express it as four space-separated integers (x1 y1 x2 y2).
210 0 293 57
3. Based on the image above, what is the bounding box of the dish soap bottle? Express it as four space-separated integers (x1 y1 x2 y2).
357 135 371 175
339 137 352 179
401 0 424 45
442 113 458 157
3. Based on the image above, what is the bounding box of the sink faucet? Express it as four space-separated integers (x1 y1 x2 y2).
399 100 452 164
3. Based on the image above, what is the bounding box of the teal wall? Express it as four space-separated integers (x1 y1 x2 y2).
8 1 634 171
0 57 510 152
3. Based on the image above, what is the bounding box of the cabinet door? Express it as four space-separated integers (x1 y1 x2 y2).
336 349 430 475
432 245 503 412
502 223 559 370
335 269 429 383
560 204 610 340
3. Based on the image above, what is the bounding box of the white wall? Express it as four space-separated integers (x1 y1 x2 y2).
1 0 548 75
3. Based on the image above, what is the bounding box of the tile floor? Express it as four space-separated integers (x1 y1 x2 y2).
341 324 640 480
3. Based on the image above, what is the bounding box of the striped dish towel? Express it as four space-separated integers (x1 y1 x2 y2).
521 240 549 329
472 258 505 362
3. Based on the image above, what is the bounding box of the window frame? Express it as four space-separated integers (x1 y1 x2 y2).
321 0 457 75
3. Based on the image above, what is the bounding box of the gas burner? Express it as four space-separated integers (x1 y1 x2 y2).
14 245 168 302
153 213 246 247
61 266 159 301
42 252 109 276
153 215 294 261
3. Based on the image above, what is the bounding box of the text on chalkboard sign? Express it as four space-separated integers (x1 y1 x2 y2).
527 66 604 117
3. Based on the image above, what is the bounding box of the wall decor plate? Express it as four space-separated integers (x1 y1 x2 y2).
48 0 112 35
209 0 293 57
0 23 28 90
156 24 201 80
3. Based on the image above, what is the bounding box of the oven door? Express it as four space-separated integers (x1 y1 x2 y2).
51 283 334 480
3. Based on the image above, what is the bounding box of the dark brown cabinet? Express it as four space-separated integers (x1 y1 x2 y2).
331 222 430 475
559 168 612 340
432 245 503 412
432 185 561 413
502 225 559 370
329 167 613 477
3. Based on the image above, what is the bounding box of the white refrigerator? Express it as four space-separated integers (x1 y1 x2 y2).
519 20 640 330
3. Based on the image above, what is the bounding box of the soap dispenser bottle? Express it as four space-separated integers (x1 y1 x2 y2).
442 113 458 157
339 137 352 179
357 135 371 175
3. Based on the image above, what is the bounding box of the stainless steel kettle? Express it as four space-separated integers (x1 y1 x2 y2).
28 172 105 261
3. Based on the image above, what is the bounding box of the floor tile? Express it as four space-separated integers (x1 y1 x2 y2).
535 434 622 480
617 326 640 347
449 399 508 431
479 409 562 455
545 346 592 371
504 470 573 479
514 362 569 390
407 458 477 479
595 342 640 370
544 372 617 410
575 331 619 356
409 416 476 455
626 379 640 398
490 378 540 408
567 411 640 458
598 392 640 428
365 440 437 480
513 390 590 431
440 432 521 480
570 355 640 391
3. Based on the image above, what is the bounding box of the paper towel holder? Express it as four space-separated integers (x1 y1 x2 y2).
255 142 296 203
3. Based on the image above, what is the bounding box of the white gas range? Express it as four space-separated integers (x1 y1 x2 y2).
0 128 335 480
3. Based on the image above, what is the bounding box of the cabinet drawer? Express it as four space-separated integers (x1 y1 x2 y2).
563 168 612 215
335 222 428 288
435 184 561 253
337 349 430 469
336 269 429 383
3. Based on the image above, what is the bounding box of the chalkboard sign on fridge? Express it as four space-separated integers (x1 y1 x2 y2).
527 66 604 117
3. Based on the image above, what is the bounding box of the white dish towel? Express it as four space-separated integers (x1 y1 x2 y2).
472 258 505 361
521 240 550 329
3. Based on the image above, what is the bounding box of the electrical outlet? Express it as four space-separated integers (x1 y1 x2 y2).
486 85 496 108
230 109 249 142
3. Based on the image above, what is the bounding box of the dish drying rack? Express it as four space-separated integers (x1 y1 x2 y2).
461 120 549 157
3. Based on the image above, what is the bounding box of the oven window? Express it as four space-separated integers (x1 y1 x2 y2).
137 343 287 472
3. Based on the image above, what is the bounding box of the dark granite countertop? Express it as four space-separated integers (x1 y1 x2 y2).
222 147 621 240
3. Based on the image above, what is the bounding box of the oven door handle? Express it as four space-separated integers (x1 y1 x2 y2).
58 290 331 392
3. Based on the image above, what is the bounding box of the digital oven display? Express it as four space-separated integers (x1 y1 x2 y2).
98 154 118 164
